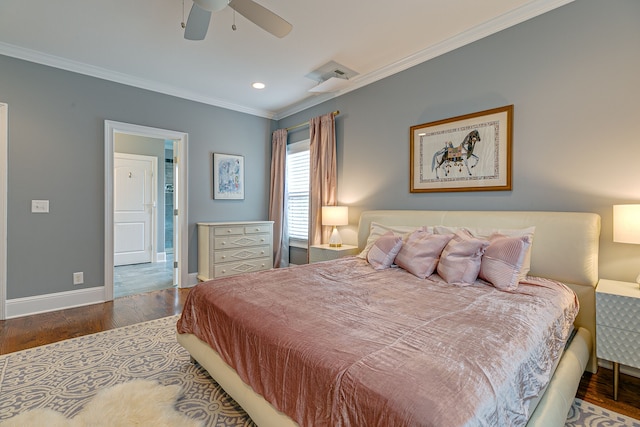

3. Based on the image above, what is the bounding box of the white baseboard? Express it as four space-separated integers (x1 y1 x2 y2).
5 286 105 319
6 271 199 318
185 272 199 287
156 252 167 262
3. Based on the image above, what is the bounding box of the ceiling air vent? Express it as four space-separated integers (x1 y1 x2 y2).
306 61 359 93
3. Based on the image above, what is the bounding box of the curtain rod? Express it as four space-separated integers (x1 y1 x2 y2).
285 110 340 132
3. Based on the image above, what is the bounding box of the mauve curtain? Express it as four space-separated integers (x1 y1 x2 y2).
309 113 337 248
269 128 289 268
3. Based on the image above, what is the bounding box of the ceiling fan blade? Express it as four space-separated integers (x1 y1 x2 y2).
184 3 212 40
229 0 292 38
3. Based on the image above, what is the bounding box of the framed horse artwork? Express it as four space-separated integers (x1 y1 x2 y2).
410 105 513 193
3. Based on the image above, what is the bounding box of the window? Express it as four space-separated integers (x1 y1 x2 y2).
286 140 310 242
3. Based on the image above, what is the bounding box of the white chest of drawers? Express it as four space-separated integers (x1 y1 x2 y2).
596 278 640 400
197 221 273 281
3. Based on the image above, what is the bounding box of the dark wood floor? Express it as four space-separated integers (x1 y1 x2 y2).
1 287 639 420
0 287 189 354
577 366 640 420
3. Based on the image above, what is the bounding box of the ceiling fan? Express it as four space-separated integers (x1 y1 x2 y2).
183 0 292 40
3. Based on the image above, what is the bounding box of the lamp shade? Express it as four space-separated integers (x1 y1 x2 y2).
322 206 348 226
613 204 640 244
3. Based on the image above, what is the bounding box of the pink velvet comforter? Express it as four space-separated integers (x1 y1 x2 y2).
177 257 578 427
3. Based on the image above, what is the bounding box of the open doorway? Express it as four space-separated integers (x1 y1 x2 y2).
113 139 169 297
104 121 188 301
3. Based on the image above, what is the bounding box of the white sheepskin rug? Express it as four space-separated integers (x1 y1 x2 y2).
0 380 203 427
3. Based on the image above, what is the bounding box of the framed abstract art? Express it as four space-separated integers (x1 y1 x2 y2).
213 153 244 200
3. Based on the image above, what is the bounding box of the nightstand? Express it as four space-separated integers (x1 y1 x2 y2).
596 279 640 400
309 244 359 263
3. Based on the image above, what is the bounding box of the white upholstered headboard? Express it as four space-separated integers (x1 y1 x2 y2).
358 210 600 286
357 210 601 372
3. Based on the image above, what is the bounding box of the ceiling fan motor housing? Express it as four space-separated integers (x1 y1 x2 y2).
194 0 227 12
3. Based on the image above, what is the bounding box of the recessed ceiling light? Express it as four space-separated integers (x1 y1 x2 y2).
252 82 266 89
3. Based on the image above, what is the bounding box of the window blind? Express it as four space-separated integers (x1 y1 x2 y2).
286 141 310 241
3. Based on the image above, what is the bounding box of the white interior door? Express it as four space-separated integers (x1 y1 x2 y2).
114 153 156 266
0 103 7 320
172 140 179 285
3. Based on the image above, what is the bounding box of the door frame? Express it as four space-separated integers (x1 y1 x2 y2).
105 120 188 301
0 103 7 319
114 152 158 267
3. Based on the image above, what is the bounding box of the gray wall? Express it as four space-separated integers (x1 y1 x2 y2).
1 56 272 299
2 0 639 301
277 0 640 283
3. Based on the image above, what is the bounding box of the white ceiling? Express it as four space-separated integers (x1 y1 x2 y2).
0 0 572 119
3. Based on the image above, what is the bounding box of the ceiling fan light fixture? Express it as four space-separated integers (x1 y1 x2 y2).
193 0 228 12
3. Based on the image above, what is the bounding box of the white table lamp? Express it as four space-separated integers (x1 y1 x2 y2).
322 206 348 247
613 204 640 287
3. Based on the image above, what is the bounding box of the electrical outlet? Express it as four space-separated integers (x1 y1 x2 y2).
73 272 84 285
31 200 50 213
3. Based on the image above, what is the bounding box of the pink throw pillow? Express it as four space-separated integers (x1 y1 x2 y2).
479 234 532 291
437 230 489 284
367 231 403 270
395 230 453 279
434 225 535 281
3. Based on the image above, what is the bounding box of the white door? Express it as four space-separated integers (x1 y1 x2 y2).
114 153 156 266
172 141 179 285
0 103 7 320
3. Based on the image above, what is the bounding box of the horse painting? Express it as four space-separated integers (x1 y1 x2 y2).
431 130 481 179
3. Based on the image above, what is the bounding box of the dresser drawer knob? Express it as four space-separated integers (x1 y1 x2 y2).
222 269 226 273
221 242 226 246
221 255 226 259
227 229 232 233
260 238 265 242
260 251 264 255
255 228 260 231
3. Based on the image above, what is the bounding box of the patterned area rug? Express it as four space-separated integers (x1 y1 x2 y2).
566 399 640 427
0 315 638 427
0 316 254 427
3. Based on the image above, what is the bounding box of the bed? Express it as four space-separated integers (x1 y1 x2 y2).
177 210 600 426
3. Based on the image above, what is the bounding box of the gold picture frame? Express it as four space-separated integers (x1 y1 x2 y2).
410 105 513 193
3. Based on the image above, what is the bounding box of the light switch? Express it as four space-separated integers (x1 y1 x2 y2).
31 200 49 213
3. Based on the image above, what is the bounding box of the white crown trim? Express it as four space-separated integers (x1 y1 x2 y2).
0 42 276 119
0 0 573 121
275 0 574 119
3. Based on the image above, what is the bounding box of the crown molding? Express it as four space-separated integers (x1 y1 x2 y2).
274 0 574 120
0 0 573 122
0 42 276 119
